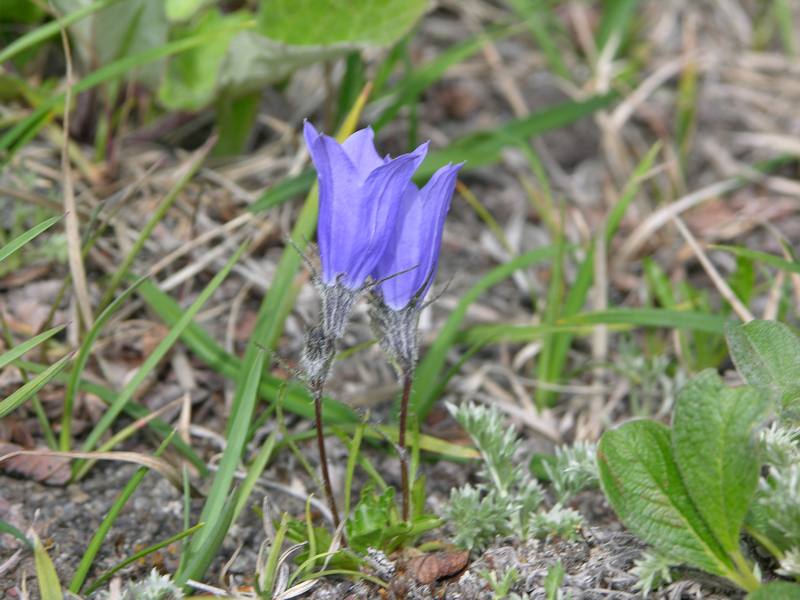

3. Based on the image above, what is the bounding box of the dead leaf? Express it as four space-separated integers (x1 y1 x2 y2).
0 443 71 486
407 550 469 585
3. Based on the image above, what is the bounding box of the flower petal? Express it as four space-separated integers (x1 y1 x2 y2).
341 127 383 179
373 162 462 309
304 120 361 284
342 142 429 287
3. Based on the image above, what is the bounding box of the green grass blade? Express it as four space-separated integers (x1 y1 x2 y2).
0 214 62 265
416 92 617 179
507 0 570 80
0 352 73 419
33 531 63 600
179 348 266 583
344 422 367 517
246 93 617 215
713 245 800 275
535 230 566 407
596 0 640 55
412 246 559 418
373 24 518 130
604 143 662 243
458 307 728 345
79 242 247 455
69 434 175 594
0 519 33 549
231 430 279 525
0 325 65 372
135 278 356 423
61 277 146 451
249 170 316 213
0 0 123 64
84 523 204 596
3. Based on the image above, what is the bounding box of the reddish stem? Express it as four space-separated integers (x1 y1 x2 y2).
399 372 413 521
313 383 340 529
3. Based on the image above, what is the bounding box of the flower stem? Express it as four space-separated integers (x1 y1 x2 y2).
399 372 413 521
312 381 340 529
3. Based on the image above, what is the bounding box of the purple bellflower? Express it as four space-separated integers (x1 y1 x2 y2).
301 121 430 529
369 162 462 374
303 121 428 344
301 121 428 379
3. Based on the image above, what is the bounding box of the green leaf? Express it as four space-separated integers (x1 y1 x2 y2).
748 582 800 599
0 325 64 372
598 419 735 578
544 560 565 600
257 0 428 46
0 352 73 419
33 531 64 600
0 215 61 265
726 320 800 410
0 0 43 23
177 348 267 584
672 370 768 556
0 519 32 549
714 245 800 275
91 0 168 87
158 10 247 110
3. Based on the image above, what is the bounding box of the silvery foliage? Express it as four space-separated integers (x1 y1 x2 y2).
98 569 183 600
444 402 591 552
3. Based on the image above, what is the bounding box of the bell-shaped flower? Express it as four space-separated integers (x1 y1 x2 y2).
304 121 429 291
372 162 462 310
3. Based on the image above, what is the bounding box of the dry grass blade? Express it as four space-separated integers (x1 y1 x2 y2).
0 449 183 488
57 11 93 330
672 216 754 322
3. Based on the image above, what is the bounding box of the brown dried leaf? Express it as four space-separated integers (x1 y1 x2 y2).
408 550 469 585
0 443 71 486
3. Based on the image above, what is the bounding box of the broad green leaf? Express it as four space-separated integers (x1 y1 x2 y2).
159 10 248 110
747 582 800 599
92 0 168 87
0 0 43 23
258 0 428 46
672 370 768 556
215 30 355 94
598 419 735 578
726 320 800 410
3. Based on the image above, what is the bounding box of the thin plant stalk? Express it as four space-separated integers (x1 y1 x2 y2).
312 381 340 529
399 372 413 521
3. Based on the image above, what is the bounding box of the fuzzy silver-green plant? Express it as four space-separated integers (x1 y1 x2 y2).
100 569 184 600
545 441 598 503
631 551 675 597
444 402 583 553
